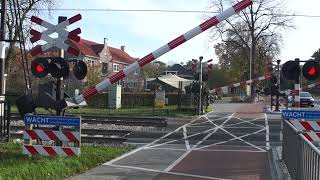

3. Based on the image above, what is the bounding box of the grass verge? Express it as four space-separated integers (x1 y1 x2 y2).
0 143 129 180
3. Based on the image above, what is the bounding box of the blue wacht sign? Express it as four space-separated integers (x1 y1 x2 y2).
282 110 320 119
24 114 81 126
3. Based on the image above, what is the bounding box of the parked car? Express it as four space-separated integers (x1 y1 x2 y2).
300 92 315 107
288 91 314 107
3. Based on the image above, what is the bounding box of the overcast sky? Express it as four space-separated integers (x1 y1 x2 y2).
44 0 320 65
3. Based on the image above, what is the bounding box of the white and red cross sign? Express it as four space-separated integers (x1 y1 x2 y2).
30 14 82 57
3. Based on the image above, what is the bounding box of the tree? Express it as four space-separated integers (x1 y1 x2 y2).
312 48 320 62
84 65 101 89
209 0 293 92
6 0 58 68
140 61 167 78
207 64 232 89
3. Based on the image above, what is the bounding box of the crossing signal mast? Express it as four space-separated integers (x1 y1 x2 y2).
16 14 87 117
281 58 320 107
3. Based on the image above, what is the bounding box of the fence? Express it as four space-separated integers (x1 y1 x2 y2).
282 120 320 180
0 101 11 142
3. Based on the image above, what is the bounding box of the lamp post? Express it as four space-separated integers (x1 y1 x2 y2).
275 59 281 111
198 56 203 115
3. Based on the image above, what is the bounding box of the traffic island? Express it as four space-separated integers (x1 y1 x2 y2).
0 143 129 180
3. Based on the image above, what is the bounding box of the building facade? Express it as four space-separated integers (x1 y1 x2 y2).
65 38 143 92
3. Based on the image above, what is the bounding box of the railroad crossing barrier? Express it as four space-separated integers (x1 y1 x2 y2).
282 110 320 180
209 74 271 94
0 100 10 142
22 114 81 157
60 0 253 107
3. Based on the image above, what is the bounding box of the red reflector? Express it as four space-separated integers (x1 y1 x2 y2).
308 67 316 76
36 64 44 72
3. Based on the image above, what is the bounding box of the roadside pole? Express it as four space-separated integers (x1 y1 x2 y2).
0 0 6 98
275 60 281 111
198 56 203 115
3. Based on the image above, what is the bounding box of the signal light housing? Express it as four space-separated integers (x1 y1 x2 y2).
73 61 87 80
49 57 70 79
281 60 300 80
302 60 320 81
31 58 49 78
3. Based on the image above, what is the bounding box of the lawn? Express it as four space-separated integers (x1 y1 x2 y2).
11 105 198 117
0 143 129 180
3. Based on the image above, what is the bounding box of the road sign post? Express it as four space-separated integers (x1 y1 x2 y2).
23 114 81 156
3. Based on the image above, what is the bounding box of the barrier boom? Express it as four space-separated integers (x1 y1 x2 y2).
71 0 253 105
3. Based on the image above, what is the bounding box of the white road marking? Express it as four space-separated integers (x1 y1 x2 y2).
146 113 235 149
264 114 271 150
191 116 227 126
147 147 267 153
204 116 265 152
164 113 235 172
105 111 213 165
183 126 191 150
232 116 265 128
107 164 231 180
196 128 266 150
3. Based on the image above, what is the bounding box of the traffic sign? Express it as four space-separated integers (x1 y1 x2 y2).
24 114 81 126
30 14 82 56
282 110 320 119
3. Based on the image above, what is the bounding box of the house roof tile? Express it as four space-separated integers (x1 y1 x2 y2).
69 39 136 64
71 39 136 64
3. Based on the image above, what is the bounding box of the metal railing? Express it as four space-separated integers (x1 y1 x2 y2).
282 120 320 180
0 100 10 142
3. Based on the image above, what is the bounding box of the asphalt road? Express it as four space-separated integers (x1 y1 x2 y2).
69 103 283 180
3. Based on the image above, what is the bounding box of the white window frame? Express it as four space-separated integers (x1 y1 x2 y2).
113 63 120 72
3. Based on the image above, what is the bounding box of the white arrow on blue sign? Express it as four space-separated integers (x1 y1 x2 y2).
24 114 81 126
282 110 320 119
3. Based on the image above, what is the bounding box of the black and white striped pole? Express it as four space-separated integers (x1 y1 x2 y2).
0 0 6 100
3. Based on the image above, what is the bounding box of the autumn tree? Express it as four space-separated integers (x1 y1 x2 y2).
6 0 58 67
209 0 293 93
140 61 167 78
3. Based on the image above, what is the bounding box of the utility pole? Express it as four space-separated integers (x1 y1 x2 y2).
275 60 281 111
56 16 67 116
198 56 203 115
0 0 6 100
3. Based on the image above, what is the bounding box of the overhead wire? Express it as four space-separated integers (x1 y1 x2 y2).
17 8 320 18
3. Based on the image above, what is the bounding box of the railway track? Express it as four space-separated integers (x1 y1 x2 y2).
10 113 168 127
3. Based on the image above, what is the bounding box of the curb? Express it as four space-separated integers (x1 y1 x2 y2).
264 107 291 114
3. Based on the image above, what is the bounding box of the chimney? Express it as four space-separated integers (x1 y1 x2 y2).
121 45 125 51
104 38 108 46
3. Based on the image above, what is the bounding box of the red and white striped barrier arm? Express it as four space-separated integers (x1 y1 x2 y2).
209 74 271 94
303 132 320 142
71 0 253 104
289 120 320 131
23 145 80 157
30 14 82 56
23 130 80 142
302 81 320 90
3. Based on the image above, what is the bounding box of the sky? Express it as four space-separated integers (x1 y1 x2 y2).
43 0 320 65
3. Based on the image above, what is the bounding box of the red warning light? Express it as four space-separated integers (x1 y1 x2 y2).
302 60 320 81
308 67 316 76
36 64 44 72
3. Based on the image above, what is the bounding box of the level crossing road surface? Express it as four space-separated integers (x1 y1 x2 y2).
69 103 282 180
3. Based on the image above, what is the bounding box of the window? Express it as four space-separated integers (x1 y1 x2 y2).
102 63 108 74
113 63 120 72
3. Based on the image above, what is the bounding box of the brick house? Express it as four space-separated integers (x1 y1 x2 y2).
66 38 143 92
